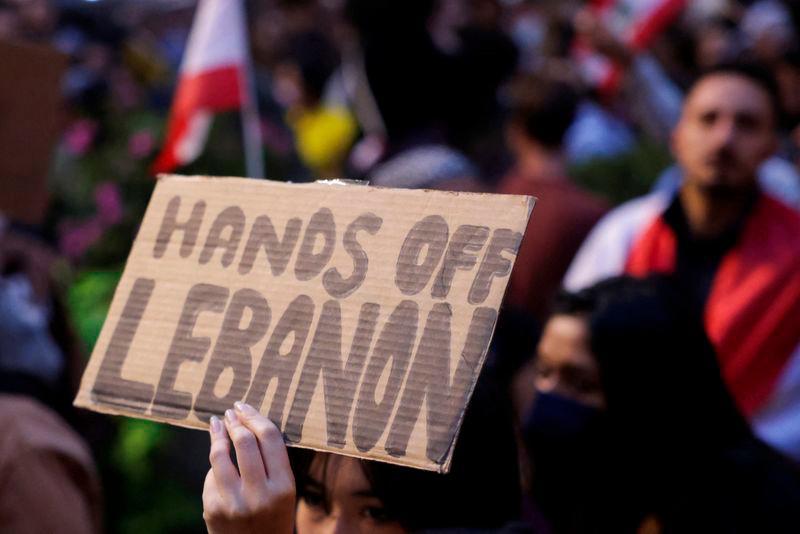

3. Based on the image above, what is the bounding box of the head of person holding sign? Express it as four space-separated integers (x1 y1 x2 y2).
203 371 522 533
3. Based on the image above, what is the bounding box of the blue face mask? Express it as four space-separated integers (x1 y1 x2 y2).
524 391 651 532
522 390 606 450
522 391 610 530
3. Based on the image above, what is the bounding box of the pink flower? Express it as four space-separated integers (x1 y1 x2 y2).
58 181 123 260
111 67 144 110
94 182 123 225
64 119 98 156
128 129 155 159
59 219 104 260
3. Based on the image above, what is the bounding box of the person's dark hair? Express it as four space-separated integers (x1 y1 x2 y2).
281 31 339 104
509 77 579 150
551 285 599 317
691 60 782 123
582 276 751 452
289 368 521 531
582 278 800 531
344 0 447 143
489 280 621 388
547 275 749 447
549 275 649 319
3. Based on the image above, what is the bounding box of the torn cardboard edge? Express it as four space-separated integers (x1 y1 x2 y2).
75 175 535 473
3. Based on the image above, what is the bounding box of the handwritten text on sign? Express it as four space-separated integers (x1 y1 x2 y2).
75 176 533 471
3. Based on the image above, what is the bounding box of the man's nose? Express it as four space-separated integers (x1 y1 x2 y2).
711 118 737 148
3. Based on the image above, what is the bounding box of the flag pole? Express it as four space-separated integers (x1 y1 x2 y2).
239 1 264 179
240 66 264 179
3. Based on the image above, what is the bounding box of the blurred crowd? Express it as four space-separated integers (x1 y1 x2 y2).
1 0 800 533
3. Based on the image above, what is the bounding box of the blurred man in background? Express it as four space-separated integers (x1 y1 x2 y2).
565 62 800 463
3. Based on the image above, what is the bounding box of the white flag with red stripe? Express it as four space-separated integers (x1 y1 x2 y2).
575 0 686 95
153 0 254 174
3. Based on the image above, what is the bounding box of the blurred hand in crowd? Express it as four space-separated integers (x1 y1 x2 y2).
573 7 633 67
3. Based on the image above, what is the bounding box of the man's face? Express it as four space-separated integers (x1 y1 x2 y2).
672 73 778 195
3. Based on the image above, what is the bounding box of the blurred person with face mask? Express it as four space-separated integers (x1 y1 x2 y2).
511 284 630 534
516 276 800 533
565 62 800 463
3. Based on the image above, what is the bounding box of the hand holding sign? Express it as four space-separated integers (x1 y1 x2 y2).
203 403 295 534
75 176 533 471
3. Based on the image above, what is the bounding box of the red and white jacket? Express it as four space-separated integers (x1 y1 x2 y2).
565 190 800 462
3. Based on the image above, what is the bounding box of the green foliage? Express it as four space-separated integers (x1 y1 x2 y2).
118 488 201 534
112 419 165 485
111 421 203 534
569 140 673 205
68 269 122 352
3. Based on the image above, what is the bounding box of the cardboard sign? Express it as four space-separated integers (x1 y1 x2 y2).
75 175 533 472
0 40 67 224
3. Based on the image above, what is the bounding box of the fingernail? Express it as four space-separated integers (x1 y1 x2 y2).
225 409 237 424
209 416 222 435
234 401 257 416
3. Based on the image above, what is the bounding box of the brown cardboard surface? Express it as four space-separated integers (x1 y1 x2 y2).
0 40 67 224
75 175 534 472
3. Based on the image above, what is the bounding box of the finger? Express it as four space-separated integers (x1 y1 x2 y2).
234 402 294 489
202 469 221 512
224 408 269 491
202 470 228 533
208 415 241 504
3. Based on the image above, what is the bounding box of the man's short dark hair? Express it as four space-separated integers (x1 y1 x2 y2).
690 61 782 123
552 286 598 316
509 77 579 150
